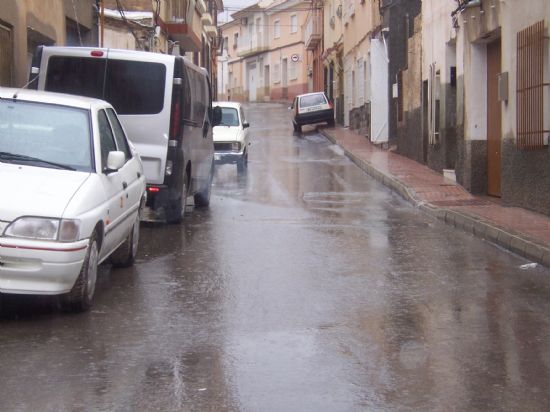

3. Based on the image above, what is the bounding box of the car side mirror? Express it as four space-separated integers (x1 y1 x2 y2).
105 151 125 173
212 106 222 127
243 122 250 129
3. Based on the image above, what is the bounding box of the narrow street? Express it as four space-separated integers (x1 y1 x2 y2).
1 103 550 411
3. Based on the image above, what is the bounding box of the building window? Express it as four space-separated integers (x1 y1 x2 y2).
290 14 298 34
357 57 365 106
289 60 298 80
428 63 441 145
223 36 229 53
233 33 238 49
273 63 280 83
274 20 280 39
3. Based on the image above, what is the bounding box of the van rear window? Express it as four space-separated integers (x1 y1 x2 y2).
45 56 166 115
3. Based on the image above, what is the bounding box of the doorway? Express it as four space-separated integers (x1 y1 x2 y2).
282 58 288 99
264 65 270 101
248 63 257 102
487 39 501 197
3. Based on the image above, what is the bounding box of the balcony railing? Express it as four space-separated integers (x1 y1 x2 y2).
305 9 322 50
236 32 269 57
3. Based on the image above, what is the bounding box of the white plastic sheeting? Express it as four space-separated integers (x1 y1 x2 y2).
370 38 389 144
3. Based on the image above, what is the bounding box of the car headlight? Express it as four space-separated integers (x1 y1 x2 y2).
4 217 81 242
232 142 241 151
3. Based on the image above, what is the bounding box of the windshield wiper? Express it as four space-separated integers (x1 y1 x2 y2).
0 151 75 170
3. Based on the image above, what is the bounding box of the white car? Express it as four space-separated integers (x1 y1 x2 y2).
213 101 250 172
290 91 335 133
0 88 146 312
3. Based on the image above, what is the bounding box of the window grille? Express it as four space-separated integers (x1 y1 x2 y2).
428 64 441 145
357 57 365 106
517 20 549 150
289 60 298 80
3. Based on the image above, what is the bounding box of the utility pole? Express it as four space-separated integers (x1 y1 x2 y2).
100 0 105 47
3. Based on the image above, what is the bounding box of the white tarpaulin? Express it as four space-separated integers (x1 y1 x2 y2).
370 37 389 144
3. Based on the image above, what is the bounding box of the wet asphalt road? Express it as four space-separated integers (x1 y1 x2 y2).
2 103 550 411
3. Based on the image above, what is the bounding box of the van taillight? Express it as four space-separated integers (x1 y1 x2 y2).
328 100 334 109
90 50 104 57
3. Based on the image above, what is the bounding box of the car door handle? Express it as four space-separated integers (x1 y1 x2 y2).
122 181 128 190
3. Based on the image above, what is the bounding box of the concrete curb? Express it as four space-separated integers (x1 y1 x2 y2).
320 128 550 267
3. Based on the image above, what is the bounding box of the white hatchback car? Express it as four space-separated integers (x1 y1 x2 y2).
290 91 335 133
213 102 250 172
0 88 146 312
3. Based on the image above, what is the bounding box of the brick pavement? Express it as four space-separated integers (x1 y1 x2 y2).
319 126 550 267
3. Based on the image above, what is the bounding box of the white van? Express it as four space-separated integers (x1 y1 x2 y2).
29 46 220 223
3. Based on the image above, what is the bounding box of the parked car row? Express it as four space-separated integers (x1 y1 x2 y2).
0 48 329 313
30 46 222 223
0 47 224 312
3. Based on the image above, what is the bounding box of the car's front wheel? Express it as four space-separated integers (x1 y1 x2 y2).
59 232 99 312
237 151 248 173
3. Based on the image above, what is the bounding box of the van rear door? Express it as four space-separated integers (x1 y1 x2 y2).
103 51 173 185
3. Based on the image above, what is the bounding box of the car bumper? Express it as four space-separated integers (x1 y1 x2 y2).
0 237 89 295
296 108 334 126
214 151 244 164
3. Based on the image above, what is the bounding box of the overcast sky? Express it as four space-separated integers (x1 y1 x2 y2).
218 0 258 23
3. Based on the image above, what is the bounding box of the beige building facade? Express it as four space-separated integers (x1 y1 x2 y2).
322 0 344 123
101 0 222 94
217 0 309 103
342 0 382 138
0 0 96 88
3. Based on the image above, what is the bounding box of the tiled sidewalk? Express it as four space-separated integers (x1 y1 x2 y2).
320 126 550 267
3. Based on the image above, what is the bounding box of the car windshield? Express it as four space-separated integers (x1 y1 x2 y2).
0 100 92 172
217 107 240 127
299 93 327 108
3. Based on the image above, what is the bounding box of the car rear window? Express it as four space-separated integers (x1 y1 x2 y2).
299 94 327 108
45 56 166 115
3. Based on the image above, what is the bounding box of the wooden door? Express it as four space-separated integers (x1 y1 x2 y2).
487 40 502 197
0 23 12 86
